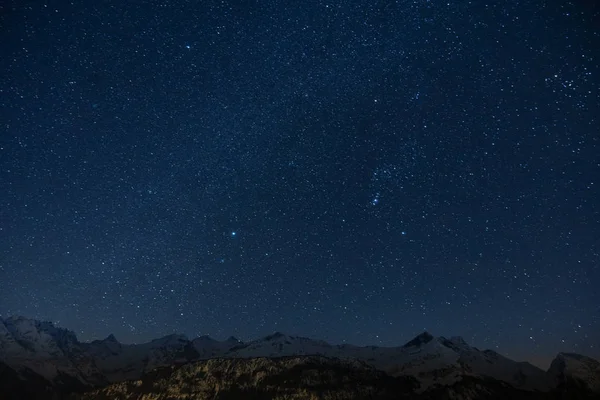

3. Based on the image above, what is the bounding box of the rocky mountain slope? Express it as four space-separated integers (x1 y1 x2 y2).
74 356 549 400
1 316 598 399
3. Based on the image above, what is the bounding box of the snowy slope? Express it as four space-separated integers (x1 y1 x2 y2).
0 317 200 385
192 335 241 358
223 331 550 391
377 333 462 388
84 333 199 382
0 317 26 358
224 332 334 358
0 316 102 385
224 331 461 388
548 352 600 392
1 316 76 357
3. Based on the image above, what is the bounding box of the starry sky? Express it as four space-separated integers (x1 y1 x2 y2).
1 0 599 369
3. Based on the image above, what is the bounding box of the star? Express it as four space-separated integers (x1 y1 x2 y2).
1 0 597 368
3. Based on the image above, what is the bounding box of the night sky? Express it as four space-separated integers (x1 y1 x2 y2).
1 0 599 369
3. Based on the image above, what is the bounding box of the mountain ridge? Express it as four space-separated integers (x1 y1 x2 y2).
1 316 598 399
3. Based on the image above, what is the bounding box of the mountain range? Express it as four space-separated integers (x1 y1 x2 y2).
1 315 598 399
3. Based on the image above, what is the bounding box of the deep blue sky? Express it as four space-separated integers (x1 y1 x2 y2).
1 0 598 369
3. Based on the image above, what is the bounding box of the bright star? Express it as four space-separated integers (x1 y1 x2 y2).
371 192 380 206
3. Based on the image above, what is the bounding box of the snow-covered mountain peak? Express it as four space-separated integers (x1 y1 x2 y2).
263 332 288 341
259 332 332 348
226 332 334 359
0 319 25 358
87 334 122 356
104 334 118 343
0 316 101 384
192 334 243 359
1 316 80 357
193 335 217 344
557 352 595 362
438 336 470 352
402 331 434 348
193 334 241 345
226 336 241 343
448 336 467 346
549 352 600 392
